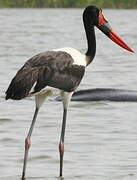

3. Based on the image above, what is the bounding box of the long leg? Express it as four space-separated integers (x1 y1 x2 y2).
21 93 47 179
22 107 39 180
59 108 67 177
59 92 73 177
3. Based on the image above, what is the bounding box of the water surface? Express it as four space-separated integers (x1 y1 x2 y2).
0 8 137 180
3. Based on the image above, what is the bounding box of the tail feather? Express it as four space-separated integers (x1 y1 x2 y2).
5 66 38 100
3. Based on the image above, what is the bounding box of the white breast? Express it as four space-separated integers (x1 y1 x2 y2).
53 47 87 67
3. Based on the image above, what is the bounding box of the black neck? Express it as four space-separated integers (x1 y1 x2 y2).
83 14 96 65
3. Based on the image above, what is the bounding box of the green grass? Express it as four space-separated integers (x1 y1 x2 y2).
0 0 137 8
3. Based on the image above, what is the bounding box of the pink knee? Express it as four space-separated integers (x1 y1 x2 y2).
59 141 64 156
25 137 31 149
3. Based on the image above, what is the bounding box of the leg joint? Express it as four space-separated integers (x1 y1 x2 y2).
25 137 31 149
59 141 64 156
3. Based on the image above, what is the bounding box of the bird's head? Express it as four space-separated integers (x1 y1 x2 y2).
83 6 134 53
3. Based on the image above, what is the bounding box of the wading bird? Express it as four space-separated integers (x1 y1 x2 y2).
6 6 134 179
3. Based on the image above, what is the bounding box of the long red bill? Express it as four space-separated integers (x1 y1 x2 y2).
97 10 134 53
109 29 134 53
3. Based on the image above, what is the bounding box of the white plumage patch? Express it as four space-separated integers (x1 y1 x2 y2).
53 47 87 67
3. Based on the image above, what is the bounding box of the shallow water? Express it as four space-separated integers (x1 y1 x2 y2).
1 8 137 180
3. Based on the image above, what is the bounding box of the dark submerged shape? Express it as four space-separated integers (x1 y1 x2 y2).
71 88 137 102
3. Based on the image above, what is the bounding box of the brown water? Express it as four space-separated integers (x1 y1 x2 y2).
0 8 137 180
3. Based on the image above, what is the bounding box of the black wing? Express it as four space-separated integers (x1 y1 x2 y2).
6 51 85 100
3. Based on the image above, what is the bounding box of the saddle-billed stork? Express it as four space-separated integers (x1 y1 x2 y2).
5 5 134 179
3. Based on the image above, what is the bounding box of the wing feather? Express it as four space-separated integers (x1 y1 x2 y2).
5 50 85 100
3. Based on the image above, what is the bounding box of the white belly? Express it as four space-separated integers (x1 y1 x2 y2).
29 86 73 109
29 86 62 97
28 86 62 108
